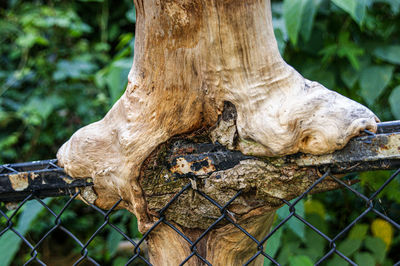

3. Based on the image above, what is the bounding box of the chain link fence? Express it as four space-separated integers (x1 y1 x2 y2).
1 156 400 265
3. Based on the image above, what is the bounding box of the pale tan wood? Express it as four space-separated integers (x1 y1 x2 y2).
57 0 379 264
146 212 275 266
205 212 275 265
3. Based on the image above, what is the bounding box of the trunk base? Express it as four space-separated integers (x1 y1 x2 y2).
147 211 275 265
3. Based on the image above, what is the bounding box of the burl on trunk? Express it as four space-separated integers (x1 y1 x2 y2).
57 0 378 264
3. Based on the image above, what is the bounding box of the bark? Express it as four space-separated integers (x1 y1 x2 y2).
138 108 352 264
56 0 380 265
147 213 274 265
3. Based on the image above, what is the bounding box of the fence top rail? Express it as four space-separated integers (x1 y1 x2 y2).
0 159 92 203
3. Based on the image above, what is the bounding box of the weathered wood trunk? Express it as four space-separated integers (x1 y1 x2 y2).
56 0 380 264
138 114 354 264
146 214 275 265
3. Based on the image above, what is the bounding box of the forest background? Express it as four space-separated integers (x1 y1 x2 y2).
0 0 399 265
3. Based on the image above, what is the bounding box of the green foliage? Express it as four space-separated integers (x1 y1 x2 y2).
365 236 387 263
289 255 313 266
300 0 322 42
1 0 400 264
264 226 283 264
283 0 304 45
280 0 400 123
348 224 368 240
104 58 132 104
277 200 305 239
283 0 322 45
389 85 400 119
359 65 394 105
354 252 375 266
359 170 400 204
373 45 400 65
0 0 134 163
265 197 395 265
331 0 367 25
0 0 138 264
0 199 51 265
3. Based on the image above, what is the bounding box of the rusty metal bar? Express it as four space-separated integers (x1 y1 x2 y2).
294 121 400 173
377 120 400 134
0 159 92 202
168 121 400 176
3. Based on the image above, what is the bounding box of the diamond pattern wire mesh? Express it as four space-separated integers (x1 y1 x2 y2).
1 161 399 265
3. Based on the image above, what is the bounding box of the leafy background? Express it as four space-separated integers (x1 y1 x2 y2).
0 0 399 265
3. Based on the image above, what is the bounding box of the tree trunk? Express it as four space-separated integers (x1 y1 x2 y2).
147 213 275 265
138 115 360 264
57 0 380 264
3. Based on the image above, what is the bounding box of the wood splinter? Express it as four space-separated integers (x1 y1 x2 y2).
57 1 379 264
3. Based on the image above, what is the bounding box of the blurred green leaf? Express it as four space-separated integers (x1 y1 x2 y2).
18 95 63 125
129 215 141 238
337 238 361 257
389 85 400 119
264 226 283 265
277 241 301 265
0 199 50 266
112 257 129 266
304 219 326 260
304 199 325 218
359 65 394 105
341 65 359 88
283 0 306 45
360 170 400 204
106 58 132 104
302 65 336 89
126 6 136 23
331 0 367 25
326 254 349 266
319 31 364 70
16 32 48 48
348 224 368 240
107 226 124 257
374 0 400 14
373 45 400 65
365 236 386 263
272 2 288 54
289 255 313 266
354 252 375 266
305 213 328 236
0 134 19 150
336 32 364 69
53 59 97 81
300 0 322 42
277 200 305 239
274 29 287 55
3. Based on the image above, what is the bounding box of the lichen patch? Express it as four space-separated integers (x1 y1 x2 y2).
170 157 216 175
30 172 38 180
81 186 98 204
63 177 74 184
9 172 29 191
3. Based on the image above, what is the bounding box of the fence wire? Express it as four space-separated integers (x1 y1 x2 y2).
0 160 399 265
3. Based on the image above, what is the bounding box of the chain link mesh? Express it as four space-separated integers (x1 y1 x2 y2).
1 161 399 265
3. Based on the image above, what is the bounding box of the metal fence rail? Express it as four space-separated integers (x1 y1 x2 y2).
1 121 400 265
